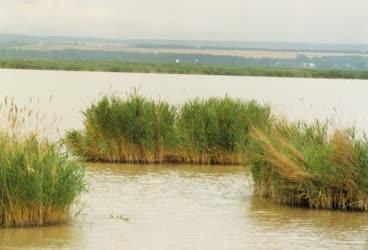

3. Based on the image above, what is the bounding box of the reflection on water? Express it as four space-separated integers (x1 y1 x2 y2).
248 198 368 249
0 224 83 250
250 198 368 232
0 164 367 250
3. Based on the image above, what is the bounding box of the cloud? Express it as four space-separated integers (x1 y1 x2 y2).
0 0 367 43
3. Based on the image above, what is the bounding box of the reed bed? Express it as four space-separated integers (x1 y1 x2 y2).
65 93 271 164
176 97 270 164
248 120 368 211
0 98 86 227
65 92 368 211
66 92 177 163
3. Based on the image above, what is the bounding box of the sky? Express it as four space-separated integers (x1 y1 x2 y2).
1 0 368 44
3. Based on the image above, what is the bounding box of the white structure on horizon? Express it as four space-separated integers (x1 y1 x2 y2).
303 63 316 69
176 59 180 64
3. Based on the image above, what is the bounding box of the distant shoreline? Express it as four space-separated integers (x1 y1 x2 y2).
1 59 367 80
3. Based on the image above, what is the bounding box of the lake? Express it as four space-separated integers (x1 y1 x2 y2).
1 164 367 250
0 69 368 249
1 69 367 134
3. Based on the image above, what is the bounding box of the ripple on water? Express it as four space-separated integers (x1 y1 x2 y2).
0 164 367 250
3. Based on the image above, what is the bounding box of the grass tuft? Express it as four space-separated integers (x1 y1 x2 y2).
248 120 368 211
0 98 86 227
176 97 270 164
65 93 271 164
66 92 177 163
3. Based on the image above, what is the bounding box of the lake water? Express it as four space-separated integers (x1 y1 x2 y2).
0 164 367 250
1 69 368 133
1 69 368 249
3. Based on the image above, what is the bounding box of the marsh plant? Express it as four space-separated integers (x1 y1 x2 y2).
176 97 271 164
248 119 368 211
65 93 271 164
0 97 86 227
66 92 177 163
64 91 368 211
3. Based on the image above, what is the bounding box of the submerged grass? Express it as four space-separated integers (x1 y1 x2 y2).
0 98 86 227
65 93 271 164
248 120 368 211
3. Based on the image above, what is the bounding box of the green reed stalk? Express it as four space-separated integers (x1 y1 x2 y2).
248 120 368 211
66 92 177 163
0 98 86 227
66 93 271 164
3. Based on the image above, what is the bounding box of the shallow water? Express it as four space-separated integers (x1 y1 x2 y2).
0 164 367 250
1 69 368 134
1 70 368 249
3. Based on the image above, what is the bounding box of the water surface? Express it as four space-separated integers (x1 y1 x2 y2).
1 70 368 249
0 164 367 250
1 69 368 134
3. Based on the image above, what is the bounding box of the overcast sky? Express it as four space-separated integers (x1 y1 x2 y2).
1 0 367 44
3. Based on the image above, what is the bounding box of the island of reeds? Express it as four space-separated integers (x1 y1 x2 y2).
65 92 368 211
248 120 368 211
0 98 86 227
65 92 271 165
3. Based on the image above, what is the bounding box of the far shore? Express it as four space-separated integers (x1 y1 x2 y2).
1 59 368 80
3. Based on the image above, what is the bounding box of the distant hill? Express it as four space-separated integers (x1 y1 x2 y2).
1 34 368 53
0 34 368 70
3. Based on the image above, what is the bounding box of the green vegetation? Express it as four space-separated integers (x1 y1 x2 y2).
176 98 270 164
0 100 86 227
66 92 176 163
248 120 368 211
65 93 270 164
1 59 368 79
62 91 368 211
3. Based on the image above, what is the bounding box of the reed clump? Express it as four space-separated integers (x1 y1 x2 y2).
248 120 368 211
65 93 271 164
176 97 271 164
66 92 177 163
0 98 86 227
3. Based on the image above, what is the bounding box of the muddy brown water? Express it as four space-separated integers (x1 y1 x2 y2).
0 164 367 250
1 69 368 249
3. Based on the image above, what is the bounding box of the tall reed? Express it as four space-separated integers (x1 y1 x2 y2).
248 120 368 211
66 92 177 163
65 93 271 164
0 98 86 227
176 97 271 164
